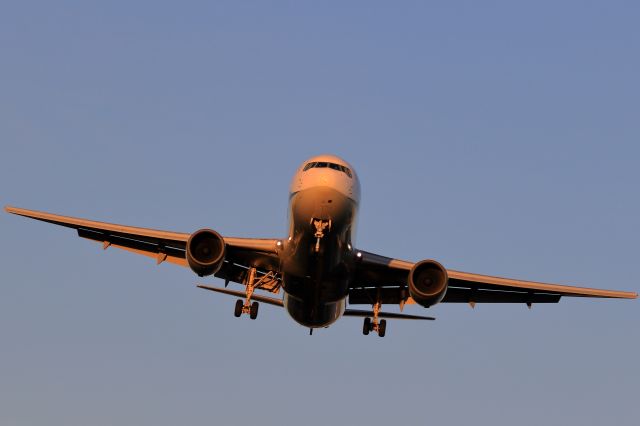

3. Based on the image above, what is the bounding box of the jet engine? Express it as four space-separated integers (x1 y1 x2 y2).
186 229 226 276
408 260 448 307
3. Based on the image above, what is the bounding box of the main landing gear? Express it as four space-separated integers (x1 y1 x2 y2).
362 301 387 337
233 267 261 320
234 299 259 319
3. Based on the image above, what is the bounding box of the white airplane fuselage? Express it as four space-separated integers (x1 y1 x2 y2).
281 155 361 328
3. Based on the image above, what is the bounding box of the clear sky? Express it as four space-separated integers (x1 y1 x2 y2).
1 1 638 425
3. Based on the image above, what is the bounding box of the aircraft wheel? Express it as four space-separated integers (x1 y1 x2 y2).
363 317 371 335
249 301 259 320
234 299 243 317
378 319 387 337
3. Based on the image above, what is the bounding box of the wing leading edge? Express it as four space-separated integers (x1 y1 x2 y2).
5 205 282 288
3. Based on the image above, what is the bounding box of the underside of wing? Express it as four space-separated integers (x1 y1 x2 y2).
350 249 637 307
5 206 282 291
445 270 637 300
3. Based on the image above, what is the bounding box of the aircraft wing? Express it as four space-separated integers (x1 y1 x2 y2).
5 206 282 290
349 249 637 306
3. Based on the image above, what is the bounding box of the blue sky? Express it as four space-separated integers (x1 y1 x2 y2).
1 2 638 425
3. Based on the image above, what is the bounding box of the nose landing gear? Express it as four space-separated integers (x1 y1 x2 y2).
311 218 331 253
362 302 387 337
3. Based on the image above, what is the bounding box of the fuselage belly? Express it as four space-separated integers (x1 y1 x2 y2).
280 156 361 328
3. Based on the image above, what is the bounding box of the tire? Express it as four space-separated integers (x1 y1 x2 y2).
249 301 259 320
234 299 243 317
363 317 371 335
378 319 387 337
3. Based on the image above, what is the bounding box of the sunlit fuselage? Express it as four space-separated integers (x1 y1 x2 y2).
280 155 361 328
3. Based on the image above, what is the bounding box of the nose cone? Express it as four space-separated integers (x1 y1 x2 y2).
291 186 355 224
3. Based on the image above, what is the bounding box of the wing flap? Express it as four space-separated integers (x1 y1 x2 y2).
440 287 561 304
78 228 188 267
348 286 562 305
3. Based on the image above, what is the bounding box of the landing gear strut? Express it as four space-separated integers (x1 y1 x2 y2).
233 267 261 320
311 218 331 253
362 301 387 337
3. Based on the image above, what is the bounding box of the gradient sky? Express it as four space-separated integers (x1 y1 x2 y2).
1 2 639 425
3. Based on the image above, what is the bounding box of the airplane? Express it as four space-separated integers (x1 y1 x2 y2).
5 154 637 337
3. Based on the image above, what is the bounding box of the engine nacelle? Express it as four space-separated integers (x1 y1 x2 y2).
186 229 226 277
408 260 448 308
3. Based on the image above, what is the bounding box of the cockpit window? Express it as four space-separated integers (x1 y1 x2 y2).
303 161 352 178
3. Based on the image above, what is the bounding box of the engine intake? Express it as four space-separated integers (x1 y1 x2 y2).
408 260 448 307
186 229 226 277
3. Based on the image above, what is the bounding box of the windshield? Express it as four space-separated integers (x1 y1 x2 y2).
303 162 352 178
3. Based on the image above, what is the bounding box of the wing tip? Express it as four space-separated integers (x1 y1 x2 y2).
610 291 637 299
5 205 37 218
5 205 29 216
